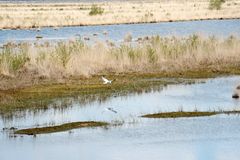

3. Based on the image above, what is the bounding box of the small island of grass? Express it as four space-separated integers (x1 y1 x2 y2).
14 121 109 135
141 110 240 118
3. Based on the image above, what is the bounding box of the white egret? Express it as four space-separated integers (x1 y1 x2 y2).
101 76 113 84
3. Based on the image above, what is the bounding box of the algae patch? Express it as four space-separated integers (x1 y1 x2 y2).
14 121 108 135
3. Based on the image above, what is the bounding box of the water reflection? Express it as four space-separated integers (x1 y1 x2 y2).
0 82 167 127
0 76 240 130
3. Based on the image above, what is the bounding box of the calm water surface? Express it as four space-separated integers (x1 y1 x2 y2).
1 76 240 160
0 19 240 44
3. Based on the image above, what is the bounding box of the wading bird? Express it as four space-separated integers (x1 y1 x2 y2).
104 107 117 114
101 76 113 84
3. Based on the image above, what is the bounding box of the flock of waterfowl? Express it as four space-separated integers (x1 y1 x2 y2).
32 26 151 44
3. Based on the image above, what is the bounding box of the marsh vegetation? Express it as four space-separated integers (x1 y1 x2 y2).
0 35 240 84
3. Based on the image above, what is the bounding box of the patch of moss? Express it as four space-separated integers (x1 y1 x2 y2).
14 121 108 135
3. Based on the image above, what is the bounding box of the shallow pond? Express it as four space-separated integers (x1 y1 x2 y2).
1 76 240 160
0 19 240 44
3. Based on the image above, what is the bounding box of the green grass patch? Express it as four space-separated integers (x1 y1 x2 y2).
89 5 104 16
209 0 225 10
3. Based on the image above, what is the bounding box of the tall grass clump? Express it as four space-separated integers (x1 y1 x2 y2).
55 42 71 68
0 35 240 79
89 5 104 16
209 0 225 10
0 43 29 76
147 45 158 64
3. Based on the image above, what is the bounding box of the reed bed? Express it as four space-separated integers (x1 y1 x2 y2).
0 35 240 80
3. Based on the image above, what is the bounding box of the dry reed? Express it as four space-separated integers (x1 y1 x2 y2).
1 35 240 79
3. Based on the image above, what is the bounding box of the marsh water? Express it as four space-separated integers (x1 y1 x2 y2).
0 19 240 45
1 19 240 160
1 76 240 160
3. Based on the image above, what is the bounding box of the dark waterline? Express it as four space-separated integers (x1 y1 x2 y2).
0 19 239 44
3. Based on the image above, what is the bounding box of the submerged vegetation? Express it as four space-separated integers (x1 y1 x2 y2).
14 121 109 135
141 110 240 118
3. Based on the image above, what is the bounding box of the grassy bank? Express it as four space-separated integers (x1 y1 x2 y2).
141 110 240 118
0 0 239 29
1 35 240 86
14 121 109 135
0 74 190 116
